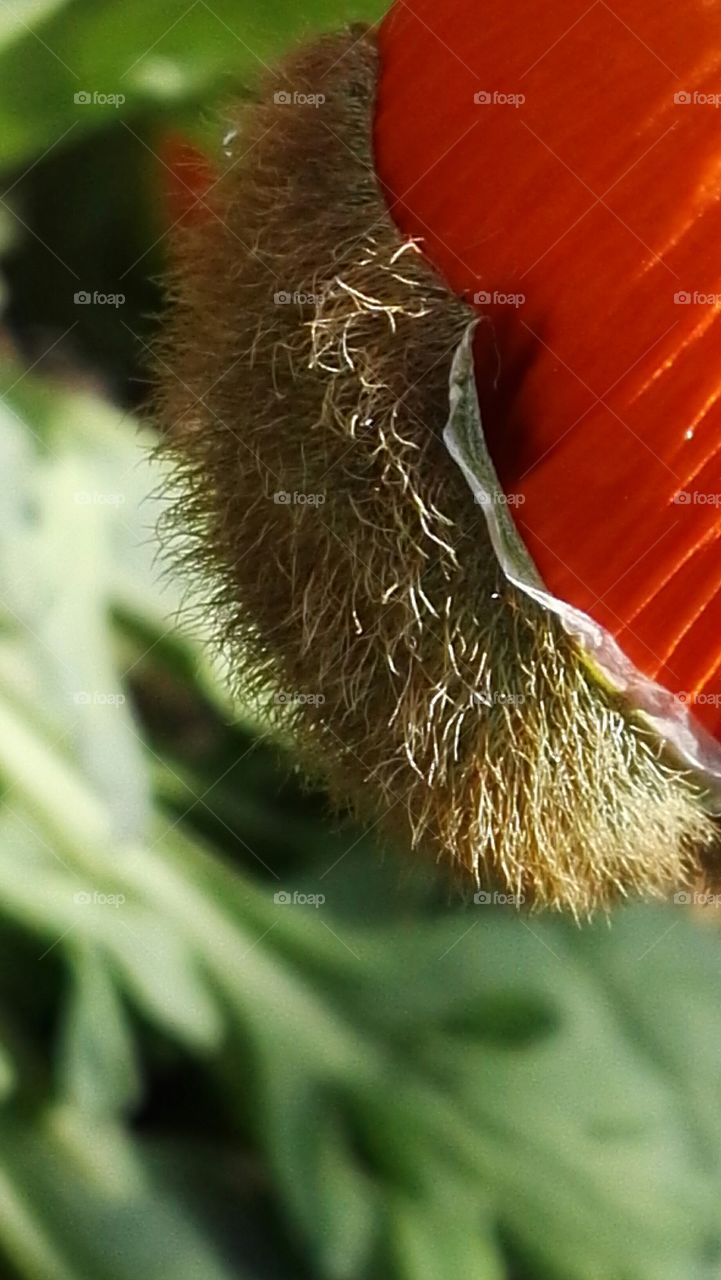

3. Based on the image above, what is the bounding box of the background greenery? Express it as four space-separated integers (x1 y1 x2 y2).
0 1 721 1277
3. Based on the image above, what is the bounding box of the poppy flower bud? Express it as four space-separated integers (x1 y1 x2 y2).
155 8 721 913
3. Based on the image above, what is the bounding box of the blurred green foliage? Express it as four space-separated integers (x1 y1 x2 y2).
0 0 387 167
1 2 721 1279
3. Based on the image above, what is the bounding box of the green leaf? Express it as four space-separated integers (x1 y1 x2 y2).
102 902 224 1052
0 1106 243 1280
57 942 140 1115
0 0 71 52
387 1196 505 1280
0 0 388 171
0 1041 15 1104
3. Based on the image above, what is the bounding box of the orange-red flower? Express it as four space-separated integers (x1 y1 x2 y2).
157 130 216 228
375 0 721 740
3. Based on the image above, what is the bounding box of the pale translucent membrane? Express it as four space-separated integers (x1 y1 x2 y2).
443 322 721 808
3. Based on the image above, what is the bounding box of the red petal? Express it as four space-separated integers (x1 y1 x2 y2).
157 131 216 228
375 0 721 739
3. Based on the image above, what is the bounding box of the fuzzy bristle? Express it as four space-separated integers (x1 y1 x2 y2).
154 26 717 913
